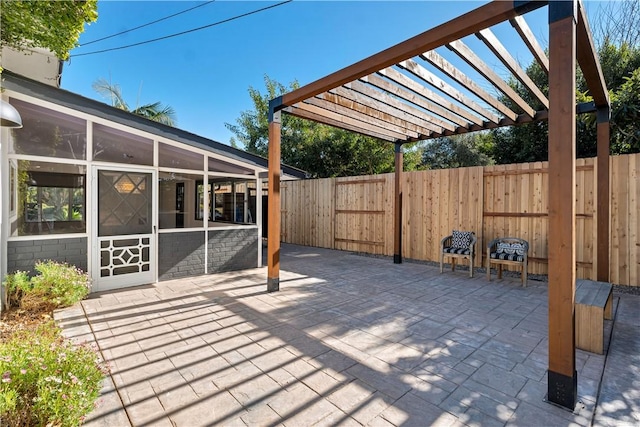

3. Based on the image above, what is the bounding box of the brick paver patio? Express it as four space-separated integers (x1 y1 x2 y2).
56 243 639 426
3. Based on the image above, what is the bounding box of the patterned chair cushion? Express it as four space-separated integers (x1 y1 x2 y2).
444 247 471 255
491 242 526 262
490 252 525 262
495 242 526 255
450 230 473 249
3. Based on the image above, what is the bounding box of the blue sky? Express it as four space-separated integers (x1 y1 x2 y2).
61 1 603 146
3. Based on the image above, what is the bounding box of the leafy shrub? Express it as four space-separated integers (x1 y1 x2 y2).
0 323 106 426
3 261 91 310
2 271 30 309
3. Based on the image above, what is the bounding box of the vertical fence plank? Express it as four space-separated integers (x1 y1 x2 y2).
631 155 639 286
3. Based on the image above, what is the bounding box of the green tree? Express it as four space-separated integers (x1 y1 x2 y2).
491 41 640 164
92 78 177 126
0 0 97 61
421 134 493 170
226 75 422 178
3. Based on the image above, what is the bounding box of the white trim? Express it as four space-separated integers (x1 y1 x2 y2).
7 153 88 166
157 227 210 234
256 174 263 268
86 120 94 162
207 171 256 180
7 233 89 242
159 224 258 233
204 154 209 274
5 90 268 174
1 125 10 306
158 166 209 176
91 165 157 291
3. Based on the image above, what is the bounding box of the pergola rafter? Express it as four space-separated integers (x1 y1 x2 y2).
447 39 539 119
510 15 550 74
420 49 520 122
266 0 609 411
476 28 550 108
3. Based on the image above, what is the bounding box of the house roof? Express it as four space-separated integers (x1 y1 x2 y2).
1 70 307 179
270 0 608 143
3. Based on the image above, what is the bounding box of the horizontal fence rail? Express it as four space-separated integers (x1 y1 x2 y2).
280 153 640 287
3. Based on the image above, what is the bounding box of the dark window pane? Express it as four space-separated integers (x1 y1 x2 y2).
93 123 153 165
159 143 203 170
10 99 86 160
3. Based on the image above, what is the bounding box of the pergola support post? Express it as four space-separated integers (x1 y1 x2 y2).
267 99 282 292
596 106 610 282
547 0 577 410
394 142 403 264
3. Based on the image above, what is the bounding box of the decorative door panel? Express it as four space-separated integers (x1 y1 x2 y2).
93 168 155 290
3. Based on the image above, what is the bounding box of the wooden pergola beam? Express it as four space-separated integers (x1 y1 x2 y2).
547 0 577 410
303 97 423 138
447 40 537 118
284 106 398 142
436 110 548 139
279 0 547 108
376 68 468 128
347 79 463 131
293 102 412 140
477 28 550 109
328 85 447 133
421 49 519 121
576 0 610 283
510 15 550 74
576 0 609 107
398 59 500 124
319 92 438 136
267 107 282 292
596 107 610 282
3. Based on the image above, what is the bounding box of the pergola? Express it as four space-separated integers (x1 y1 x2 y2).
266 0 609 410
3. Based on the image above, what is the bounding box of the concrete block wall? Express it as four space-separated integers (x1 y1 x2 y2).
7 237 88 273
158 231 206 281
208 228 258 273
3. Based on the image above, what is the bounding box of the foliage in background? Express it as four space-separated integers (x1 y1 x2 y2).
3 261 91 311
226 75 422 177
422 134 494 170
0 0 97 61
491 40 640 164
0 323 105 426
92 78 177 126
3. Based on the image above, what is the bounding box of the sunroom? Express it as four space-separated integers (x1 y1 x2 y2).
1 71 305 293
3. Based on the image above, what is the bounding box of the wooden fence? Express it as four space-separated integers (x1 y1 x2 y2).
280 153 640 287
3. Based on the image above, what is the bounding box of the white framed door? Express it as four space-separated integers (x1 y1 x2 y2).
91 166 156 291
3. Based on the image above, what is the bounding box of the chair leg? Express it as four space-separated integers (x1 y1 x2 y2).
523 262 528 287
498 264 503 279
451 258 456 272
469 256 474 278
440 253 444 274
487 258 491 281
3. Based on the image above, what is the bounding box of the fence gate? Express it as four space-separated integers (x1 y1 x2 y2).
334 177 389 255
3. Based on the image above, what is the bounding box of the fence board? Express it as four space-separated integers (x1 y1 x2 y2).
631 155 640 287
279 153 640 286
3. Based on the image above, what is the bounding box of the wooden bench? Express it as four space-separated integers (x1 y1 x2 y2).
440 231 476 278
575 279 613 354
486 237 529 287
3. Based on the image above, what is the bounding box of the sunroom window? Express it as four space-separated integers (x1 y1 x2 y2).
14 161 86 236
10 99 87 160
196 179 256 225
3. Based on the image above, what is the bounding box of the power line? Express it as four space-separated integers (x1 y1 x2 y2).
70 0 292 58
79 1 216 47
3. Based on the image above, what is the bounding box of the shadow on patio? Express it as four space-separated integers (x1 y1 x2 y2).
56 243 637 426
